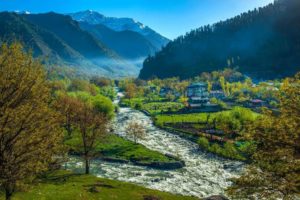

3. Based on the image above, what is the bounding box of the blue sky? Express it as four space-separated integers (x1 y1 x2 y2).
0 0 274 39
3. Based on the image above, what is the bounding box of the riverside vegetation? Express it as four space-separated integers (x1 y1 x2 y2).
0 43 187 200
119 74 262 161
0 43 299 200
119 71 300 199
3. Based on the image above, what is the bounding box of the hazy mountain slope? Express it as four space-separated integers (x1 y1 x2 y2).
23 12 143 76
0 12 138 77
0 12 116 76
79 22 157 59
23 13 114 59
68 10 170 51
0 12 81 61
139 0 300 80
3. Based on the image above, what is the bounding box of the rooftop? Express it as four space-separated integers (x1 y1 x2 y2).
188 82 207 88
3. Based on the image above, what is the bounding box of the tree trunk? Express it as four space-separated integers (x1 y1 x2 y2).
134 136 137 144
5 185 13 200
66 118 72 137
66 124 72 137
85 158 90 174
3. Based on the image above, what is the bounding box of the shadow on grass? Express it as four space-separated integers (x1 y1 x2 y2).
37 172 81 185
83 181 115 189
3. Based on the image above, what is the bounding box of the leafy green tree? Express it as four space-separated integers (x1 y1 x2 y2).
69 79 100 96
67 92 114 119
90 77 113 87
73 99 108 174
245 77 253 87
219 76 226 94
92 94 114 119
100 86 116 100
179 96 188 106
207 81 212 93
227 73 300 200
55 94 79 137
125 83 137 99
125 122 146 144
0 43 63 200
225 82 231 96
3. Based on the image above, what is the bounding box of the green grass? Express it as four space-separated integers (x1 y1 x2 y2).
155 112 220 126
0 170 199 200
155 107 259 126
142 102 184 115
120 98 145 108
155 107 259 161
197 137 248 161
65 133 176 164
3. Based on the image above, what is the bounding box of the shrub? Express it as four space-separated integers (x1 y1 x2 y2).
223 142 239 158
238 141 257 157
135 102 142 110
92 94 115 119
197 137 210 150
209 143 222 154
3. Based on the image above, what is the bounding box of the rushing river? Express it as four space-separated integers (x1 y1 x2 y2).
67 93 243 198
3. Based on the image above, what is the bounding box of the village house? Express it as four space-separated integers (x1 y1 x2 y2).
187 82 210 108
209 90 225 99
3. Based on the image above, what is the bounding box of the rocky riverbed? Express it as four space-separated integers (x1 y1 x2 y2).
67 104 243 198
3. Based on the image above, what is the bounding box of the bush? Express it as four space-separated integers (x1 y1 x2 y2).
238 141 256 157
206 141 246 160
223 142 239 158
135 102 142 110
197 137 210 150
92 94 115 119
209 143 222 154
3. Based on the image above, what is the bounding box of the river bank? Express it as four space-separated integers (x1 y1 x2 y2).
0 170 199 200
66 132 185 170
66 105 243 198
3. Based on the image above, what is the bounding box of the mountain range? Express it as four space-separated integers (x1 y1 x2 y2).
69 10 169 50
139 0 300 80
0 10 169 77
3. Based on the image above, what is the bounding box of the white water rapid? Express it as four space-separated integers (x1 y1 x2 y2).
67 92 243 198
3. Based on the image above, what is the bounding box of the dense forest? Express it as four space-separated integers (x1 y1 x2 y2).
139 0 300 80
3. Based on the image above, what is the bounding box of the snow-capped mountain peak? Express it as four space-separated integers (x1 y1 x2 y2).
69 11 155 35
14 10 31 15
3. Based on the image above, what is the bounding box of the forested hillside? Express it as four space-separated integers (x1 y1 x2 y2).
24 13 116 59
79 22 157 59
0 12 138 77
0 12 79 61
139 0 300 80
